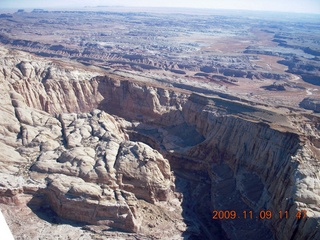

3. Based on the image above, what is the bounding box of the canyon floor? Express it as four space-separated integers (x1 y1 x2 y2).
0 7 319 240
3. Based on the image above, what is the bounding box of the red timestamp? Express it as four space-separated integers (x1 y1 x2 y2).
212 210 307 220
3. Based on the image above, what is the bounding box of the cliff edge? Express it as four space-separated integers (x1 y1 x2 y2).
0 46 319 239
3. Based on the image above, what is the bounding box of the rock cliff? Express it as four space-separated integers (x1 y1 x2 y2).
300 98 320 113
179 94 320 239
0 46 319 239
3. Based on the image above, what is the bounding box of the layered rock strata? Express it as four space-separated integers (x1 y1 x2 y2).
300 98 320 113
0 47 319 239
0 48 181 237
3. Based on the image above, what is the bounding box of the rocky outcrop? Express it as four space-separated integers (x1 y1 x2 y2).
45 174 139 232
1 58 101 113
0 47 180 237
178 94 319 240
126 92 320 239
300 98 320 113
0 47 319 239
27 108 176 232
115 141 174 203
3 54 188 123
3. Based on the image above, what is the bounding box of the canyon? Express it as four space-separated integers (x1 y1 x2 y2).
0 45 319 239
0 7 319 240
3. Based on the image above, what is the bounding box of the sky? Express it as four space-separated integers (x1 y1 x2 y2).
0 0 320 14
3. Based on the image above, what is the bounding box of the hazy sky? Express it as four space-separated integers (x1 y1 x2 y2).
1 0 320 14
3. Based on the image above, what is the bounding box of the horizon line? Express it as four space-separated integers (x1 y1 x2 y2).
0 5 319 15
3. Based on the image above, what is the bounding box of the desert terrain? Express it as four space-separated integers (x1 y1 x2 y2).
0 7 319 240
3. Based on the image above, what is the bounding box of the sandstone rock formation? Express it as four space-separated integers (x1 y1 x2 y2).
300 97 320 113
0 47 183 239
0 46 319 239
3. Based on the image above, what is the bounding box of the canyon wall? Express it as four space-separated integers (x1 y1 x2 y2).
0 48 319 239
0 50 182 237
180 94 320 239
